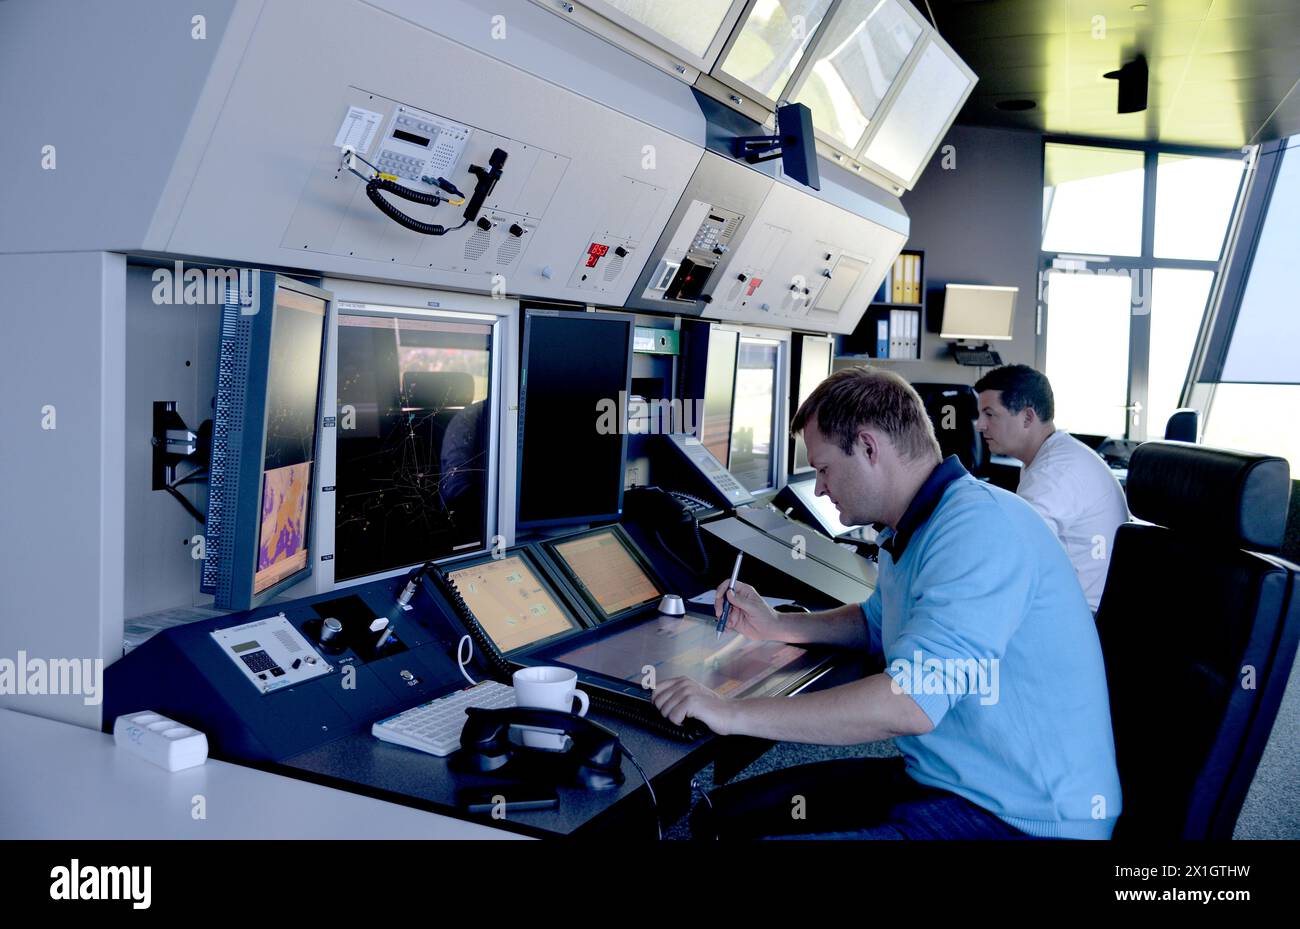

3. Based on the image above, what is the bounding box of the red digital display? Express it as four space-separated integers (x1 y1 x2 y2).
585 242 609 268
746 277 763 297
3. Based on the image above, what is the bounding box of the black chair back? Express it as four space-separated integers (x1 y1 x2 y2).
910 382 986 472
1097 441 1299 838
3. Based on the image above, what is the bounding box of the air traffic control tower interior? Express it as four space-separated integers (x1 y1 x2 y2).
2 0 1300 858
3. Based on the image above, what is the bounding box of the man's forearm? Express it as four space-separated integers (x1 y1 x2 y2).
724 673 932 744
777 602 873 649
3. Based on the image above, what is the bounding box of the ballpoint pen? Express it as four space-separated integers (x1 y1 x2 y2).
716 552 743 639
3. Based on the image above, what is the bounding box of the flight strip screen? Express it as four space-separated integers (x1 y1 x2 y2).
549 614 809 699
446 555 582 654
551 529 662 619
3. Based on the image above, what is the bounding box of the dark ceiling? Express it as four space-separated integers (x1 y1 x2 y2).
918 0 1300 147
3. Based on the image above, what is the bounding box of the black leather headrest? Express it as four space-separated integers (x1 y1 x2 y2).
1127 441 1291 552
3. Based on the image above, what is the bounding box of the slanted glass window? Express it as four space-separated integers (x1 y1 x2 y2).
731 338 780 492
1219 145 1300 384
334 313 493 581
1202 384 1300 473
1042 144 1145 256
790 0 923 150
718 0 833 101
599 0 736 59
1146 269 1215 437
1154 154 1246 261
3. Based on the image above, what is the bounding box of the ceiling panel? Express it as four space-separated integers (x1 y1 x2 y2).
922 0 1300 145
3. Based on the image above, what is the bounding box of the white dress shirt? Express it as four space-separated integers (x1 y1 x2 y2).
1016 430 1130 611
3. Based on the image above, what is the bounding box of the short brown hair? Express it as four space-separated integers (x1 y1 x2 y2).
791 365 941 463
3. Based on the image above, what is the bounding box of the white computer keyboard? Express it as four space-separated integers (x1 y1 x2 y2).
371 680 516 757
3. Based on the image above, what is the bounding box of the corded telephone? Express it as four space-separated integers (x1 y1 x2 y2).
452 706 626 790
623 485 712 576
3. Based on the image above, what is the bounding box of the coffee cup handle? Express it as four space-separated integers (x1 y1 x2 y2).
572 689 590 717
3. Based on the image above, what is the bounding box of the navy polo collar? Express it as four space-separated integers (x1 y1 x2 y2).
879 455 968 561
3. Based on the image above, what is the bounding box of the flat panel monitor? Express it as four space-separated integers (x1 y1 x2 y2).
792 335 834 473
786 475 857 537
444 551 585 655
523 611 828 702
699 327 739 466
333 311 495 581
544 526 663 623
203 274 330 610
940 285 1018 342
517 308 634 529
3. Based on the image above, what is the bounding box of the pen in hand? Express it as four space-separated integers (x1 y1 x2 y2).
717 553 743 639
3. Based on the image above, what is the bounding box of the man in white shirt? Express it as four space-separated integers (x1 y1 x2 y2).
975 365 1129 611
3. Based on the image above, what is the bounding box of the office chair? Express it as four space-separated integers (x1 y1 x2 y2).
1163 408 1199 442
910 383 986 472
1096 441 1300 839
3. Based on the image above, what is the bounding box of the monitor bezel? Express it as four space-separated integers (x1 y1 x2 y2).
939 284 1018 342
516 306 635 530
437 544 596 657
537 524 669 625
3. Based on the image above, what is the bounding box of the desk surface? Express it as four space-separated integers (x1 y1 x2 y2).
0 708 519 840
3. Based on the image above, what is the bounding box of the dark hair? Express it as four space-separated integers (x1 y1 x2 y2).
974 364 1055 422
791 365 941 463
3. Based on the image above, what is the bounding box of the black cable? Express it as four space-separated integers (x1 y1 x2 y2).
655 518 711 576
165 486 206 524
621 744 662 840
365 176 469 236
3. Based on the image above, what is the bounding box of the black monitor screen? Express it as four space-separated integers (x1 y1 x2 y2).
517 310 633 528
334 313 493 581
253 288 326 595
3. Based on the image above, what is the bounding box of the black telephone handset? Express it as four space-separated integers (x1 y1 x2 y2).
453 706 626 790
623 485 712 576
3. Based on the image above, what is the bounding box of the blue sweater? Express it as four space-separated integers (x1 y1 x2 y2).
862 457 1122 839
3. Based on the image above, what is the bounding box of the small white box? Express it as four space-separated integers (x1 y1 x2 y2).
113 711 209 772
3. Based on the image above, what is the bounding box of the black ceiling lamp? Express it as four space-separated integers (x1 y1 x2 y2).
1104 55 1149 114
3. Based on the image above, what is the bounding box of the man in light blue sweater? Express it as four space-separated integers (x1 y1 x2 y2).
652 366 1121 839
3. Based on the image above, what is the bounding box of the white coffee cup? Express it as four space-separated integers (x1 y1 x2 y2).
512 666 590 749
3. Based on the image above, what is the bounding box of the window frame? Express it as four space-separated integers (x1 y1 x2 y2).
1037 135 1251 441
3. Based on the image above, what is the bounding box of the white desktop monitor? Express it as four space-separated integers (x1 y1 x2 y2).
940 285 1018 341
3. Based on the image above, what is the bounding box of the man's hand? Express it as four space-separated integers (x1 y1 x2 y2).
714 580 788 641
651 677 738 735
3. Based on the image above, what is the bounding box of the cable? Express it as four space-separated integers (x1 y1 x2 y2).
457 634 478 686
165 486 206 524
365 176 470 236
656 518 711 576
690 777 718 841
622 744 662 840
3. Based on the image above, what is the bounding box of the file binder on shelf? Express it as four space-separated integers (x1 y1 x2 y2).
840 249 926 361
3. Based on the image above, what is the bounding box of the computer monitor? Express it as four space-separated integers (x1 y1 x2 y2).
699 327 739 466
203 274 330 610
940 284 1018 341
544 526 663 623
791 334 834 473
517 307 634 529
782 476 858 538
333 310 496 581
444 552 585 655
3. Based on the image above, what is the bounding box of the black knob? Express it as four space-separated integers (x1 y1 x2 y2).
824 252 833 261
803 287 811 295
509 223 525 237
790 283 798 291
737 273 747 282
614 245 628 257
699 294 713 304
476 217 492 231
